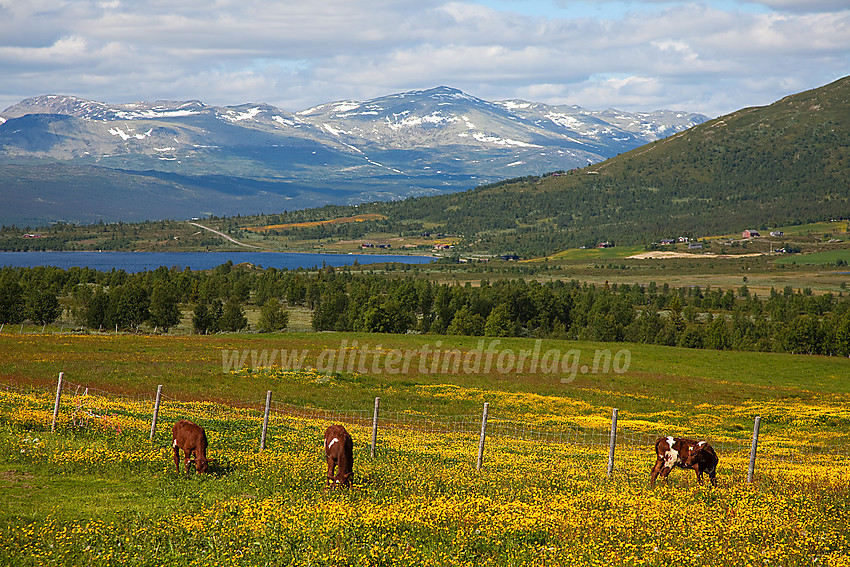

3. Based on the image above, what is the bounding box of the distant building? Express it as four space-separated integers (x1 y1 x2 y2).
678 236 689 243
660 239 675 245
597 241 613 248
688 242 703 250
743 229 760 238
769 231 784 237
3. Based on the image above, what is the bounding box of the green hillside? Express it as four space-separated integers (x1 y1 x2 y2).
244 75 849 256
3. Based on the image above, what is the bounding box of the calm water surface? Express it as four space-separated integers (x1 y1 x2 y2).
0 251 435 273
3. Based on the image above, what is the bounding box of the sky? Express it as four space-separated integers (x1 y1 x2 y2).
0 0 848 118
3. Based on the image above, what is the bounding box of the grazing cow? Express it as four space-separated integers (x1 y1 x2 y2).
324 424 353 488
650 436 718 487
172 419 213 476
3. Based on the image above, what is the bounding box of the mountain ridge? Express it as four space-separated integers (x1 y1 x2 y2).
0 87 706 226
248 75 848 256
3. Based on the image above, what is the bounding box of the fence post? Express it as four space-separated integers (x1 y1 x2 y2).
260 390 272 451
747 415 761 483
371 396 380 458
607 408 618 477
149 385 163 440
51 372 64 432
476 402 489 471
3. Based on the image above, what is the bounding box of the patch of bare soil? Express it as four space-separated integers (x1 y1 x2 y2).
628 251 766 260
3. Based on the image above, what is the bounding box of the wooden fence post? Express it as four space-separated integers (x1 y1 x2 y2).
607 408 618 477
51 372 64 432
476 402 489 471
747 416 761 483
260 390 272 451
149 385 163 440
371 396 380 458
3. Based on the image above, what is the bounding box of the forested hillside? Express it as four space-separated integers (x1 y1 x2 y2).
238 76 850 256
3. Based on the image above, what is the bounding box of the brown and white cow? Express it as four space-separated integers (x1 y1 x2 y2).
324 424 353 488
172 419 214 476
650 436 718 487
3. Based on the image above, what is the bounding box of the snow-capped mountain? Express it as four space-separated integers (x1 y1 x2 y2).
0 87 707 225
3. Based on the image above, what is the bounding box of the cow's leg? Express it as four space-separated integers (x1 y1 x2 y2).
184 449 193 476
695 466 704 485
659 466 673 484
326 457 336 487
650 457 664 486
708 468 717 487
173 445 181 475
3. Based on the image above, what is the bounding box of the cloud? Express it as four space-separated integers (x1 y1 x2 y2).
0 0 848 118
749 0 850 13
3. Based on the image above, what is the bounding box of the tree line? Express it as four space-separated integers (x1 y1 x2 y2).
1 263 849 356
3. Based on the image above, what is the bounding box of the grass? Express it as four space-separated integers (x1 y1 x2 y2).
245 213 388 232
536 245 646 261
1 379 849 566
1 332 849 566
1 331 849 442
774 248 850 265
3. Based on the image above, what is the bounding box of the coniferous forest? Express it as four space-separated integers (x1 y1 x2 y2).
2 263 849 357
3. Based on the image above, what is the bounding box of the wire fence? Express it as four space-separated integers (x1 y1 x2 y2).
4 372 849 481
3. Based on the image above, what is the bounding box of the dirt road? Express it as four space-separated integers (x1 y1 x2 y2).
189 222 263 249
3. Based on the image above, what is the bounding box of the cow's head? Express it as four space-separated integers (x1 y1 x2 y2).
331 471 353 488
190 457 215 474
683 442 706 468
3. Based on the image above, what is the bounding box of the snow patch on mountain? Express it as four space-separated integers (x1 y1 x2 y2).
545 112 585 130
386 112 460 130
221 107 263 122
333 102 361 113
501 101 533 110
108 126 153 140
472 133 540 148
323 123 346 136
115 109 200 120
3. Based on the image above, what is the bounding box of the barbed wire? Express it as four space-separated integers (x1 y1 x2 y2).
4 379 849 467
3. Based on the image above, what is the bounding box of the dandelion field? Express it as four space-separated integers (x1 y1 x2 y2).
1 332 850 565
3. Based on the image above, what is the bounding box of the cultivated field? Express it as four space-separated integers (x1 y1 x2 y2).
1 332 849 566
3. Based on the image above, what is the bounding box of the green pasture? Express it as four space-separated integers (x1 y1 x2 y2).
774 248 850 265
772 220 850 237
694 219 849 241
1 331 848 440
1 332 849 566
539 245 646 262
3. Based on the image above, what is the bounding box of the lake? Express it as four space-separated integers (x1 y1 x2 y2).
0 251 436 273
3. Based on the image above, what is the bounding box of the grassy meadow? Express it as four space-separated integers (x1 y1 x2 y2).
1 331 849 566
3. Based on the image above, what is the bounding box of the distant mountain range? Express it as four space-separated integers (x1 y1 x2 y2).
0 87 706 226
323 75 848 255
